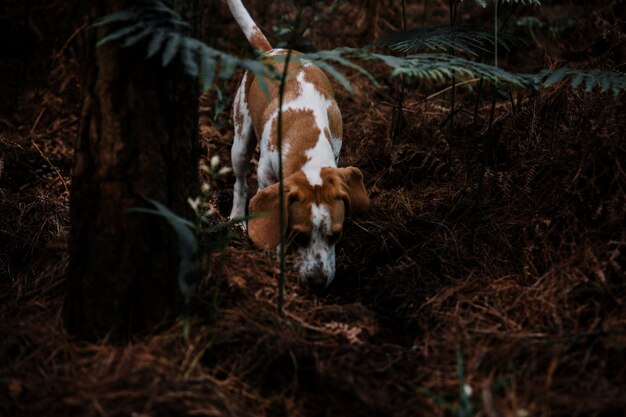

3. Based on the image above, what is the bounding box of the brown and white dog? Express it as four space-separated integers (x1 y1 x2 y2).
227 0 369 290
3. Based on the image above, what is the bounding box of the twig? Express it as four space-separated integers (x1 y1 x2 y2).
30 138 69 194
30 108 47 134
59 22 88 55
425 78 481 101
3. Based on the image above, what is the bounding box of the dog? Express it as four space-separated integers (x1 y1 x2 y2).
227 0 369 290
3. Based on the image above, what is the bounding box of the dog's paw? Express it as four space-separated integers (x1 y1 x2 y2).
229 209 248 232
232 220 248 233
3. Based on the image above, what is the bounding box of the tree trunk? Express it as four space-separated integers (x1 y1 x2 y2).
65 0 199 342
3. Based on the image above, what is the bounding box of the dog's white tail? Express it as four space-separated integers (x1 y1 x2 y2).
226 0 272 52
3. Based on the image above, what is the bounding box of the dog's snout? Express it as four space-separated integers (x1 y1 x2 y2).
302 265 328 292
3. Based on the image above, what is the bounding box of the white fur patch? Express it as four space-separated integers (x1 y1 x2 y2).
331 136 342 163
230 72 253 220
227 0 259 46
259 71 338 186
297 203 336 287
303 167 323 186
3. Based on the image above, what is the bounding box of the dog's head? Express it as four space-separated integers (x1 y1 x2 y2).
248 167 369 290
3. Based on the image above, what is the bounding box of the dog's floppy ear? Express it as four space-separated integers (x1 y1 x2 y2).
338 167 369 216
248 183 286 249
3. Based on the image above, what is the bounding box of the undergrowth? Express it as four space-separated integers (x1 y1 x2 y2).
1 1 625 416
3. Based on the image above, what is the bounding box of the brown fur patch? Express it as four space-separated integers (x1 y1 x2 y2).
250 29 272 52
267 109 320 176
328 102 342 140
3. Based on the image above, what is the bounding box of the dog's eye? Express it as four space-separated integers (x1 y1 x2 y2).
328 230 342 245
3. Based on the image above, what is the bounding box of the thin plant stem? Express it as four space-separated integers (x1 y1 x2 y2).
276 52 292 318
276 7 305 317
467 77 483 183
487 0 499 142
392 0 408 143
448 0 457 162
401 0 407 31
494 0 498 69
276 50 291 318
422 0 430 27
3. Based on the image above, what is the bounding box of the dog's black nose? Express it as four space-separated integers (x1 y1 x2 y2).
306 271 327 293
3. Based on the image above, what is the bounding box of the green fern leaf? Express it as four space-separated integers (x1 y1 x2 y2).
129 198 199 301
92 10 139 28
474 0 541 5
144 0 180 17
123 25 153 47
146 29 167 58
598 71 611 93
199 47 217 92
181 39 199 77
497 0 541 4
543 67 568 88
94 1 277 101
314 60 354 94
161 32 181 66
302 48 379 87
96 23 143 47
166 18 191 28
584 72 598 92
375 26 522 56
570 72 584 89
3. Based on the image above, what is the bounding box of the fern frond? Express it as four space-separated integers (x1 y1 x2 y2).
370 52 535 86
474 0 541 7
298 47 379 91
375 26 523 56
162 32 182 66
95 1 624 98
147 29 167 57
93 0 188 30
533 68 626 96
94 0 278 92
302 48 625 96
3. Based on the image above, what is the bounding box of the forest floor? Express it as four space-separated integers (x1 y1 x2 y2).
1 1 626 416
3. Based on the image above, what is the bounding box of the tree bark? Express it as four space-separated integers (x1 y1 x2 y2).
65 0 199 342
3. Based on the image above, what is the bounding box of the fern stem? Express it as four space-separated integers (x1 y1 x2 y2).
275 45 294 318
276 6 305 318
494 0 498 69
276 48 291 318
421 0 430 27
468 77 483 184
448 0 457 161
487 0 499 148
401 0 407 32
392 0 408 143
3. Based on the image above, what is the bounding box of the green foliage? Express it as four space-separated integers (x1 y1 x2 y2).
94 0 624 98
296 47 380 93
94 0 277 92
535 68 626 97
129 194 246 305
372 52 533 86
473 0 541 7
375 25 523 56
297 47 626 96
92 0 189 47
129 198 201 303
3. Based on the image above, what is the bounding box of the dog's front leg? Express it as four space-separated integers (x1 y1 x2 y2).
229 75 256 224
